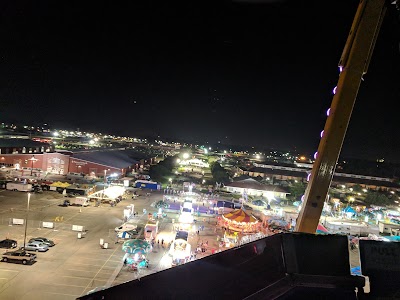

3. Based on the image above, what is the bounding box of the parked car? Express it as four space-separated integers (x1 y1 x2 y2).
252 200 267 207
243 204 253 211
28 237 55 247
175 230 189 241
24 242 49 252
1 249 36 265
32 186 43 193
390 218 400 225
115 223 138 233
0 239 17 249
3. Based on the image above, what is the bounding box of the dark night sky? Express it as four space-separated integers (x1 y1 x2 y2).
1 0 399 160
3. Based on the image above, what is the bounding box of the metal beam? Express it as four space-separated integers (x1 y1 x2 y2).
295 0 386 234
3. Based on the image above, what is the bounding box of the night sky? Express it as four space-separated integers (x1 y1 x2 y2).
1 0 399 161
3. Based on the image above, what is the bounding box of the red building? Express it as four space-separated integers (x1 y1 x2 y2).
1 139 155 177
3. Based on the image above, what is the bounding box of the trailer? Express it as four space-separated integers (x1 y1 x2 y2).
134 180 160 190
60 185 95 196
69 197 90 206
6 182 33 192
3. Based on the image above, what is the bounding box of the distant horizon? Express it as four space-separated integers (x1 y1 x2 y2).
2 119 399 165
1 0 399 165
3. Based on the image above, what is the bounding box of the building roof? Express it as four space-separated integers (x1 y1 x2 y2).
247 166 400 189
0 138 50 148
225 178 288 193
248 166 307 178
332 176 400 189
72 149 146 169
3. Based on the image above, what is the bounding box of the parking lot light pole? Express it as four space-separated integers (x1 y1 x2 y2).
29 155 38 176
23 193 31 249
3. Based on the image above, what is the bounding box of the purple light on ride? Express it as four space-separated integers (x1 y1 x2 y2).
320 130 324 138
301 195 305 202
333 86 337 94
314 151 318 160
307 173 311 182
339 66 343 73
327 108 331 116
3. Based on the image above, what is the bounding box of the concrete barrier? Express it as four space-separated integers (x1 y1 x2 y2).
42 221 54 229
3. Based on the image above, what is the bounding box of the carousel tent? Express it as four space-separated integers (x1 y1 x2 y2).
222 209 258 224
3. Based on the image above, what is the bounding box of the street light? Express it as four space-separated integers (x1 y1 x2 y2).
23 193 31 249
29 155 38 176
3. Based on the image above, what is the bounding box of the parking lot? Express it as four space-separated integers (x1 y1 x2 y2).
0 188 158 300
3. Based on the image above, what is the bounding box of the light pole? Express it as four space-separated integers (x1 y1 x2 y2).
102 169 108 203
23 193 31 249
29 155 38 176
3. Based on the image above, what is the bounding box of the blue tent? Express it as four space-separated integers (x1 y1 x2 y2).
343 206 356 214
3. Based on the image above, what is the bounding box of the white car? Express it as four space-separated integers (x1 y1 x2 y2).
114 223 137 233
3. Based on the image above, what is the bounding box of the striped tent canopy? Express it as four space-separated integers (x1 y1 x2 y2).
222 209 258 224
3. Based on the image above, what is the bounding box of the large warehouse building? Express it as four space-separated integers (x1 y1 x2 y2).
0 138 156 177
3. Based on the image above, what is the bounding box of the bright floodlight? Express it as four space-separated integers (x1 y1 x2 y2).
89 140 95 145
177 158 181 163
52 131 59 137
183 153 189 159
256 154 260 159
169 178 172 182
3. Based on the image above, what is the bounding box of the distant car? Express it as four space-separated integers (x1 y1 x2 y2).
115 223 138 233
24 242 49 252
390 218 400 225
0 239 17 249
32 186 43 193
175 230 189 241
252 200 267 207
28 237 55 247
243 204 253 211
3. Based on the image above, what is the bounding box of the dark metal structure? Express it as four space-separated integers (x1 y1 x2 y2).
78 233 365 300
